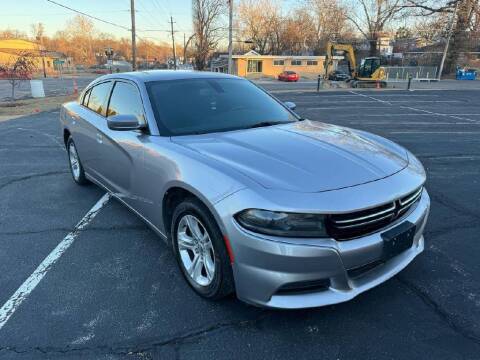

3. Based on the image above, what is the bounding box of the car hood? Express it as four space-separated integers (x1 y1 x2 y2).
172 121 409 192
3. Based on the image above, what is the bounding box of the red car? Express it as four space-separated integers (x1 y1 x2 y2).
278 71 299 82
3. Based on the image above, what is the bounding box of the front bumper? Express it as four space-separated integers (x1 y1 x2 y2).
223 189 430 309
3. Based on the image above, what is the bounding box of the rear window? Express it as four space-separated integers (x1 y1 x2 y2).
87 81 113 116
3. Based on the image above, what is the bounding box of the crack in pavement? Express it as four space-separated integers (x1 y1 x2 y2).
0 311 271 356
0 225 148 236
0 171 68 192
396 276 480 346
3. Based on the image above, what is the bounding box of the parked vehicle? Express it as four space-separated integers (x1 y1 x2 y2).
328 70 350 81
278 71 299 82
60 71 430 309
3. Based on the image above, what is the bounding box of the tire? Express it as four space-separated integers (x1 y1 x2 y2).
66 137 88 185
171 197 235 299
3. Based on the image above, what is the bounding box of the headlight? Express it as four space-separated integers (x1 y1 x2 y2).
235 209 328 238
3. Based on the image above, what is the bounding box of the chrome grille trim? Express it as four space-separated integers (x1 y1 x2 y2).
327 186 424 240
333 212 394 229
399 187 423 207
332 203 396 225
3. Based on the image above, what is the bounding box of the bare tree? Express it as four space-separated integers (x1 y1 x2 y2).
64 15 96 65
237 0 283 54
30 23 45 42
406 0 479 73
306 0 351 52
344 0 407 55
277 8 316 55
192 0 226 70
0 53 37 100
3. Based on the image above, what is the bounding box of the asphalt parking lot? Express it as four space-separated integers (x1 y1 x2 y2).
0 87 479 359
0 76 96 101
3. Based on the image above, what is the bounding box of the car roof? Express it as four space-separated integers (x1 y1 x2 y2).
95 70 241 83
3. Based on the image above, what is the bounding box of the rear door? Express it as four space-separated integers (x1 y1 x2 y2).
73 81 113 177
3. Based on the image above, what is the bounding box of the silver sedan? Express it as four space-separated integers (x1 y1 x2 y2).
60 71 430 309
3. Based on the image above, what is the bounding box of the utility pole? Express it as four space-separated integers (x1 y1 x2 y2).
438 2 458 80
183 33 186 64
170 16 177 70
130 0 137 71
227 0 233 74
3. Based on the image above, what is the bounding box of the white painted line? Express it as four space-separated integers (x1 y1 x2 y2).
0 193 110 331
305 106 390 110
390 131 480 134
338 120 477 125
349 91 392 104
400 106 480 124
346 91 480 125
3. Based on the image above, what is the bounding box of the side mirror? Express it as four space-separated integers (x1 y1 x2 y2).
284 101 296 111
107 114 144 131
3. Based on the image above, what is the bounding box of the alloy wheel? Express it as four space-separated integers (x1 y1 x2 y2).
68 142 80 181
177 214 216 286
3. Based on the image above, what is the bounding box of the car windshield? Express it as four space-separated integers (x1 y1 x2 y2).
146 78 297 136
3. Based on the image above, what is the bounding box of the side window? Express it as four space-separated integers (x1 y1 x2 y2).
82 88 91 106
87 81 113 116
107 82 145 125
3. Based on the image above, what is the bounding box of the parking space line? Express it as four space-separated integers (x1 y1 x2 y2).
349 91 392 104
390 131 480 134
0 193 110 331
348 91 480 124
400 106 480 124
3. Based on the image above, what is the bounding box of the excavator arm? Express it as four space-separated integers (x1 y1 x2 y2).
325 42 357 79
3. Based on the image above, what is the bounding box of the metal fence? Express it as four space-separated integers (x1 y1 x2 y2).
384 66 438 81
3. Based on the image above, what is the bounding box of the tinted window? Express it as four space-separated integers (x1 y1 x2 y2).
107 82 145 124
147 78 297 136
87 82 112 116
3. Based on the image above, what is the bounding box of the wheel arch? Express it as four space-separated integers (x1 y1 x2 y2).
161 183 226 240
63 128 71 148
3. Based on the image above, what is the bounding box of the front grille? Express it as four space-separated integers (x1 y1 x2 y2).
327 187 423 240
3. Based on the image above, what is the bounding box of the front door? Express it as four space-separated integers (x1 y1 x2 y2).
98 80 148 209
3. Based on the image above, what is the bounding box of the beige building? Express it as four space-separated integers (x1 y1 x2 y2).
212 50 341 79
0 39 73 75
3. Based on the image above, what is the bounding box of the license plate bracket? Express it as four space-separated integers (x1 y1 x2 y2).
381 221 416 261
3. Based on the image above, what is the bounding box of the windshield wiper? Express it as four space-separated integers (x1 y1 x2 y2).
247 121 289 129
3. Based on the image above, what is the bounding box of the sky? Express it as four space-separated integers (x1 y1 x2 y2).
1 0 198 43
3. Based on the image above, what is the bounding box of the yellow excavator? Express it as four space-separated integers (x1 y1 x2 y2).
324 42 387 88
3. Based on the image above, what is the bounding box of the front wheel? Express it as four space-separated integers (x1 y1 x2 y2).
171 198 234 299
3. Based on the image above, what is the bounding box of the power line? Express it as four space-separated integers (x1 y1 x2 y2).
45 0 131 31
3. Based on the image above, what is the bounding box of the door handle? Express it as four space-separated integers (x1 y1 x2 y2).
96 133 103 144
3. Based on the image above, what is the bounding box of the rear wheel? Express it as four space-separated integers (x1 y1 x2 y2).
171 197 234 299
67 137 88 185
